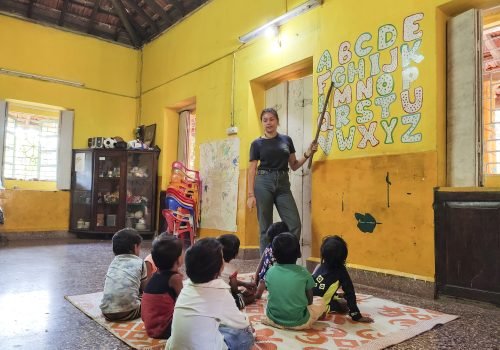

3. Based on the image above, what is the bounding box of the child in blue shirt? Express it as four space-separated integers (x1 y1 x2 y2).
263 232 326 330
313 235 373 323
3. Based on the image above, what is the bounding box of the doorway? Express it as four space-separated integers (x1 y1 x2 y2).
265 75 313 261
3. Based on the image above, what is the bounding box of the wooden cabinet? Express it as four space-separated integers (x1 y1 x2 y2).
434 190 500 305
69 148 159 236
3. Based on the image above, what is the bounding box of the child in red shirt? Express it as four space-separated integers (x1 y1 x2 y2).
141 234 184 339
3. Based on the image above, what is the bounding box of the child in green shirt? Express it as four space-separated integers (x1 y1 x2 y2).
263 232 326 330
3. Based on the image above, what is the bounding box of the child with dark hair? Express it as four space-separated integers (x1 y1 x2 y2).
253 222 288 298
100 228 146 321
143 252 158 286
168 238 254 350
217 234 256 309
313 235 373 323
263 232 326 330
141 233 184 338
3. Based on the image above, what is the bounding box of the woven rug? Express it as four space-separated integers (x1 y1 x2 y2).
66 276 457 350
65 292 166 350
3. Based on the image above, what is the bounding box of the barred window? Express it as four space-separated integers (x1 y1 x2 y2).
3 110 59 181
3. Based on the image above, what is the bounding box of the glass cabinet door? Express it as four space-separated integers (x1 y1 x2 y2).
126 152 154 232
94 151 125 232
70 150 92 231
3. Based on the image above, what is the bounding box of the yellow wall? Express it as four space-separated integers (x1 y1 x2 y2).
1 0 492 280
0 190 69 232
141 0 490 279
312 151 438 279
0 15 140 233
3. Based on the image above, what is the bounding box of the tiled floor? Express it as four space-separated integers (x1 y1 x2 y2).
0 238 498 349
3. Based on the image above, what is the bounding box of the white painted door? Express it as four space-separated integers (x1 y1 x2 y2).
265 76 313 262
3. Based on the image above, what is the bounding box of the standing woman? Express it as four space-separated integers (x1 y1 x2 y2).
247 108 318 254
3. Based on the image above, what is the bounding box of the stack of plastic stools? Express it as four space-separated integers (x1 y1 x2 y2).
162 161 201 247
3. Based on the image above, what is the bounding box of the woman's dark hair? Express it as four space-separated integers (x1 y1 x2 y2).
260 107 279 122
152 234 183 271
272 232 301 264
217 234 240 263
112 228 142 255
321 235 348 268
185 238 223 283
266 222 289 245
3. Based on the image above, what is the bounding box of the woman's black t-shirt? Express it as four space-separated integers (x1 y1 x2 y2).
249 134 296 171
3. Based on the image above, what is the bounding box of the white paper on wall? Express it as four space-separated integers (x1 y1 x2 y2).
74 153 85 172
200 137 239 232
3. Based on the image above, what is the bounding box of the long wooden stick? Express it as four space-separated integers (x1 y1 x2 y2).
308 81 334 169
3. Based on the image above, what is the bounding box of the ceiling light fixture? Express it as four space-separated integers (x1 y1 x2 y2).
0 68 84 88
238 0 322 44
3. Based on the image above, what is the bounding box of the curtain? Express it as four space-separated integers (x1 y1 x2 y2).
0 101 7 188
177 110 190 167
57 110 74 190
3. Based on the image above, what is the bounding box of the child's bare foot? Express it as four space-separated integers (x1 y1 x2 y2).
243 293 256 306
242 289 255 297
255 280 266 299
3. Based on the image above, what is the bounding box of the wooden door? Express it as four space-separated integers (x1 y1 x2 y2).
447 9 482 186
265 76 313 260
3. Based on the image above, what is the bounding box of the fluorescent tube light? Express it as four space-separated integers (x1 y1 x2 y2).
239 0 322 44
0 68 84 87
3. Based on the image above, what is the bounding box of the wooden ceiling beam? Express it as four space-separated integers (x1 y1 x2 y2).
143 0 173 25
109 0 141 47
123 0 159 34
169 0 185 17
114 27 121 41
58 0 71 26
87 0 100 34
27 0 35 18
70 0 115 16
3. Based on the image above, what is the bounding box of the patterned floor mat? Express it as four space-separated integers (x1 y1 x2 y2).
66 276 457 350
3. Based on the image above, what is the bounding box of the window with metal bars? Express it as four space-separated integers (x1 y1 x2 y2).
3 110 59 181
483 24 500 176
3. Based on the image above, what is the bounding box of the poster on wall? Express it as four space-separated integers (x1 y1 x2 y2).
316 13 425 157
200 137 239 232
74 153 85 172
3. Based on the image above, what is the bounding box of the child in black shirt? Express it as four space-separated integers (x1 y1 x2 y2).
312 235 373 323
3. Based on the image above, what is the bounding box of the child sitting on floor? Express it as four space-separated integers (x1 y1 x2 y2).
263 232 327 330
217 234 257 309
168 238 254 350
253 222 289 299
100 228 147 321
141 233 184 339
313 235 374 323
144 251 158 286
144 232 171 285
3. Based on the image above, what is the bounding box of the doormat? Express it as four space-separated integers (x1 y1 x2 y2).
66 278 457 349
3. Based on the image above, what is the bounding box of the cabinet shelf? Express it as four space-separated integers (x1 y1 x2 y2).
96 177 121 182
69 148 160 236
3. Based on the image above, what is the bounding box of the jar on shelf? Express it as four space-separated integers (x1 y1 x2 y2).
77 218 84 229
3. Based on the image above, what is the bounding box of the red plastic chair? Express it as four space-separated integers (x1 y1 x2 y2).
162 209 195 247
172 161 201 182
